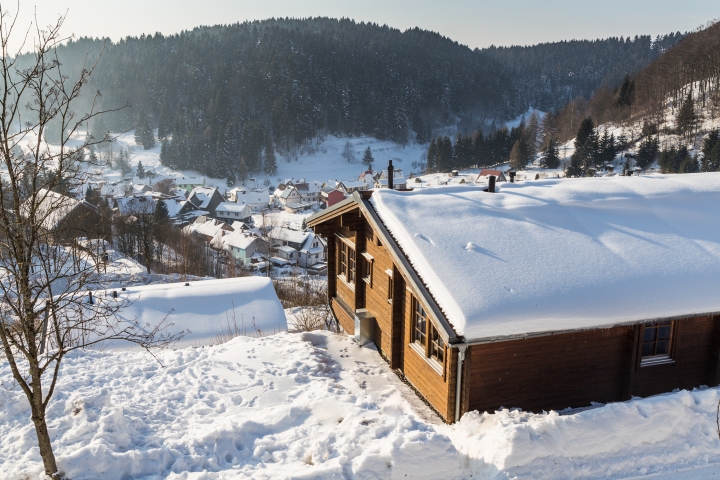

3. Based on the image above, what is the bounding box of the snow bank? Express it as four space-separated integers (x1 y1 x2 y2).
371 173 720 340
106 277 287 348
2 332 720 479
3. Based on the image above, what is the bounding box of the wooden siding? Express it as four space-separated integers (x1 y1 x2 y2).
633 316 716 397
363 224 395 359
464 316 720 415
331 297 355 335
466 327 630 414
401 289 453 421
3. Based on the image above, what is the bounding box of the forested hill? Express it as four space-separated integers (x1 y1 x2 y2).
485 34 683 111
41 18 682 179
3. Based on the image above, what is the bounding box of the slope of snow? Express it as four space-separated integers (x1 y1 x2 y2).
2 332 720 479
106 133 427 190
105 277 287 348
371 173 720 340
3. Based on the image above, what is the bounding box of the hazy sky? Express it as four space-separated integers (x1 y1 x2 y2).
6 0 720 53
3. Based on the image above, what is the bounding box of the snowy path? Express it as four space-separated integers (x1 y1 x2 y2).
2 332 720 479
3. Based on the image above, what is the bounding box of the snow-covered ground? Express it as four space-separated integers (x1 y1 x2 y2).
103 133 427 191
3 331 720 479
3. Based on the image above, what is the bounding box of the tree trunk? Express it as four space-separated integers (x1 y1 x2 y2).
32 410 60 479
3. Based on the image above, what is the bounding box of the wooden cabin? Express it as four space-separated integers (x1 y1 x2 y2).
307 174 720 423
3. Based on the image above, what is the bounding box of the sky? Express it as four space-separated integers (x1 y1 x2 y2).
4 0 720 53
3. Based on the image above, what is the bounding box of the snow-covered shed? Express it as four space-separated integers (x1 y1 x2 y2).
105 277 286 348
307 173 720 423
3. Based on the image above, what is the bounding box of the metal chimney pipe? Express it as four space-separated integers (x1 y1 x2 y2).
509 171 516 183
388 160 394 190
488 175 496 193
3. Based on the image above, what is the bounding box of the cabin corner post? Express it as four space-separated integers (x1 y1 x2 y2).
325 234 337 302
453 343 467 423
621 324 641 401
708 315 720 386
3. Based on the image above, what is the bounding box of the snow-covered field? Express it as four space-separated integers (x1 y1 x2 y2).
3 332 720 479
104 133 427 191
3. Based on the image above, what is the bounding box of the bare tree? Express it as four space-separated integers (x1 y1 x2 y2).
0 9 183 478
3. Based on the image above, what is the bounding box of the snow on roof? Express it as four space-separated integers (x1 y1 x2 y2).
340 180 367 189
370 173 720 341
189 187 217 208
216 202 251 216
223 231 257 250
22 189 82 231
109 277 286 348
277 245 297 254
235 189 269 206
185 218 232 238
116 194 155 216
270 226 310 245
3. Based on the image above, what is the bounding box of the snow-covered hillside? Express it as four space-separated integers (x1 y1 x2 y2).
102 133 427 190
3 332 720 479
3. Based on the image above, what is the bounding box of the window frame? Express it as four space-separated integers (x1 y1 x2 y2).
640 321 677 367
410 296 445 374
361 252 373 286
386 269 394 304
336 235 356 285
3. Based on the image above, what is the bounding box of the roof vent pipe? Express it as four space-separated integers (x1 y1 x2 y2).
387 160 394 190
488 175 496 193
509 171 516 183
88 291 94 305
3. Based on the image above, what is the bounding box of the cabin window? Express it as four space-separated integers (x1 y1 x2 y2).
339 242 348 277
361 252 373 286
386 270 393 304
347 248 356 283
429 323 445 366
641 321 674 359
413 299 427 348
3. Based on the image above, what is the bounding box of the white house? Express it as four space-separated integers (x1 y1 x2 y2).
176 176 206 193
234 188 270 212
215 202 252 223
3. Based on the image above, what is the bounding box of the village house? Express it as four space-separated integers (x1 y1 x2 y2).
307 173 720 423
475 169 507 184
24 189 109 244
215 203 252 224
178 186 225 219
337 180 368 195
374 162 407 190
175 176 206 193
228 187 271 212
320 187 346 208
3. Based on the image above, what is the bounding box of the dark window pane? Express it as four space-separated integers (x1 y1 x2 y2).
644 327 657 342
642 343 655 356
656 341 668 355
658 326 671 340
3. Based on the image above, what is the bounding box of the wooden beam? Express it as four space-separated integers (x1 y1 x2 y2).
620 325 640 401
708 316 720 386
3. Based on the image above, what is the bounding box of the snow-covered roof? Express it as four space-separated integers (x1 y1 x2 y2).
185 218 232 238
116 194 155 216
270 227 311 245
277 245 297 254
108 277 286 347
370 173 720 341
235 188 269 206
340 180 367 189
189 187 218 208
223 231 257 250
216 203 252 216
22 189 83 231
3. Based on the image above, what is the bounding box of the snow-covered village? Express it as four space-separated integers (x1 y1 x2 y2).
4 3 720 480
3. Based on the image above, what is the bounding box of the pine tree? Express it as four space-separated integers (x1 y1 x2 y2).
341 141 355 163
509 139 525 171
362 146 374 167
426 138 438 173
264 140 277 175
154 198 169 222
137 161 145 179
701 129 720 172
676 92 697 140
635 137 659 170
238 156 249 183
540 139 560 169
616 74 636 107
570 117 598 175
